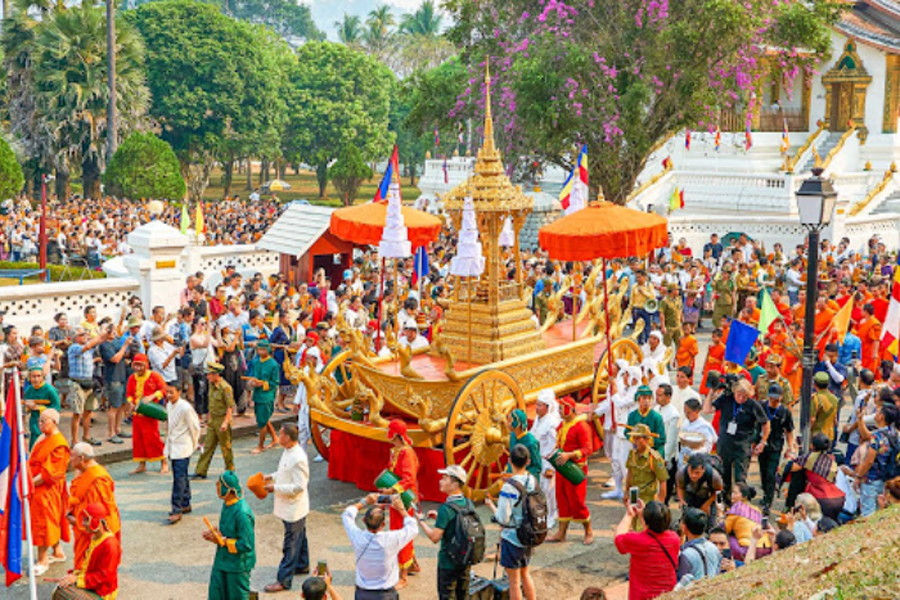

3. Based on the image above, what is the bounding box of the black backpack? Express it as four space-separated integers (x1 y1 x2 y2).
885 430 900 481
444 499 486 567
507 475 548 548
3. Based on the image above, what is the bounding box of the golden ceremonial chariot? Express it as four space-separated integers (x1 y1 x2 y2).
287 69 655 501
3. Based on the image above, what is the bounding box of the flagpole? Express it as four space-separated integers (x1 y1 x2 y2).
12 368 39 600
377 257 385 352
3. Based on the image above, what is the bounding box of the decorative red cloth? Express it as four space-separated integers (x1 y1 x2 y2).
126 371 166 462
328 429 446 502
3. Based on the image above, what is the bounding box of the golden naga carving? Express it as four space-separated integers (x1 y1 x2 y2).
539 276 571 334
282 357 334 415
358 387 389 428
430 322 460 381
397 343 424 380
409 393 447 434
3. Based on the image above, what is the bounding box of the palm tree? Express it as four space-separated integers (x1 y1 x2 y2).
399 0 441 37
334 13 362 46
32 2 148 199
363 5 394 54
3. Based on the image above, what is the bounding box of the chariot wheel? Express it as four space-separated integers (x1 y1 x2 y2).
309 417 332 462
443 369 525 502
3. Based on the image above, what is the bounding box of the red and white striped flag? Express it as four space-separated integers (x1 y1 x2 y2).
880 261 900 357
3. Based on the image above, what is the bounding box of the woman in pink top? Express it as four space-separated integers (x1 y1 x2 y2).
614 500 681 600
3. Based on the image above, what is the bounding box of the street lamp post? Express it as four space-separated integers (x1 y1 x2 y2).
795 166 838 454
39 174 54 281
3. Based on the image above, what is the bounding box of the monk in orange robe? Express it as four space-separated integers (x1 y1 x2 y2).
382 419 419 590
68 442 121 571
813 297 836 356
29 408 70 574
782 324 804 396
856 303 882 373
700 329 726 395
676 323 699 372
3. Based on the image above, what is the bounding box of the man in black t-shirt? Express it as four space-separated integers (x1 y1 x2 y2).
757 383 795 513
706 379 769 496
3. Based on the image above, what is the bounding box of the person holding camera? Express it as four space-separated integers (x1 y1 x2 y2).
341 493 419 600
418 464 476 600
614 499 680 599
704 378 769 496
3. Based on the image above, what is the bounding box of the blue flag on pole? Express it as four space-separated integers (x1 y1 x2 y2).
414 246 429 279
724 320 759 365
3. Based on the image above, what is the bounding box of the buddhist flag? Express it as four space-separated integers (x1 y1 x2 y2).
745 122 753 150
781 120 790 153
758 288 779 334
685 129 691 150
434 126 440 147
725 320 760 365
559 144 588 215
195 201 205 236
879 260 900 357
180 202 190 235
714 125 721 151
669 186 683 212
833 297 854 343
662 156 673 170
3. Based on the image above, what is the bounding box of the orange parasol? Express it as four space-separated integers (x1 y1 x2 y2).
538 201 668 261
330 202 442 249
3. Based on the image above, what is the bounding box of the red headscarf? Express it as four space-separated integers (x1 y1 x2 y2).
132 353 149 365
387 419 412 445
84 502 109 531
558 396 576 416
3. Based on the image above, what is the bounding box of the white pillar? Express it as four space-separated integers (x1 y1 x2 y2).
123 220 189 314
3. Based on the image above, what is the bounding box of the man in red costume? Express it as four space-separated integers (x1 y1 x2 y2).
380 419 419 589
68 442 121 571
547 397 594 545
56 503 122 600
127 354 168 475
29 408 70 576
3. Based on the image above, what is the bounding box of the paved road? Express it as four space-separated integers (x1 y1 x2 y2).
6 435 631 600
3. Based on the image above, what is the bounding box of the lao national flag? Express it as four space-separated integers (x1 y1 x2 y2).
745 122 753 150
724 320 760 366
372 146 399 204
0 384 25 586
714 125 721 151
685 129 691 150
411 246 429 287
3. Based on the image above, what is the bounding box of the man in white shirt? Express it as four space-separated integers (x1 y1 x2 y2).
398 322 429 352
164 383 200 524
677 398 719 469
656 384 681 504
217 299 249 332
148 327 181 385
342 493 418 599
264 424 311 594
671 366 701 420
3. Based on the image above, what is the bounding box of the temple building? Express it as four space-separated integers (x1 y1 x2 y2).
629 0 900 252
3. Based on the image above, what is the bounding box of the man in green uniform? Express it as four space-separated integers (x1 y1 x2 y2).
24 367 60 450
625 423 668 505
203 471 256 600
507 408 542 480
755 354 794 408
192 362 235 479
247 340 280 455
810 371 839 443
745 349 765 385
659 284 683 348
711 264 736 328
626 386 666 456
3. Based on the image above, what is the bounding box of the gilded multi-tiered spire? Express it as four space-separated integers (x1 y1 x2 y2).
440 61 541 364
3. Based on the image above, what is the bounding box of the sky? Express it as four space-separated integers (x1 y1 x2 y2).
308 0 425 40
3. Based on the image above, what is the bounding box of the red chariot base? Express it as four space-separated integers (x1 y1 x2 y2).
327 429 448 503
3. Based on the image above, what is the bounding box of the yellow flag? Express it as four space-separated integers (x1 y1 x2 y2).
833 297 854 343
195 201 204 236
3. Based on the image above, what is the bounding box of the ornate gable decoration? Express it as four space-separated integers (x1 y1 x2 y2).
823 41 873 85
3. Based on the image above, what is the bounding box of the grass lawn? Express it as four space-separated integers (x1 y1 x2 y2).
202 165 423 205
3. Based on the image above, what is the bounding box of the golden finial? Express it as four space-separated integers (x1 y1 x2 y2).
483 60 495 153
864 160 872 171
813 147 822 169
782 155 793 173
891 161 897 173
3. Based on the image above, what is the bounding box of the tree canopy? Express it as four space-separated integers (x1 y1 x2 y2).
283 41 394 198
329 144 372 206
104 132 185 200
0 133 24 200
442 0 841 203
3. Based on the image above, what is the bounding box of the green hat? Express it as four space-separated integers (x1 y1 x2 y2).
256 339 271 350
635 385 653 397
218 470 243 499
814 371 830 385
28 366 44 373
746 348 758 363
207 361 225 374
510 408 528 430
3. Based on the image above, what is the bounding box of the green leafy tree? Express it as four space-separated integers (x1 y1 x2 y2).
445 0 840 203
104 132 185 200
328 144 372 206
0 133 24 200
335 13 362 46
128 0 288 200
212 0 324 41
283 41 394 198
399 0 441 36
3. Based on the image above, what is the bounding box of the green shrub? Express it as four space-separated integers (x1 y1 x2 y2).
0 261 107 283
